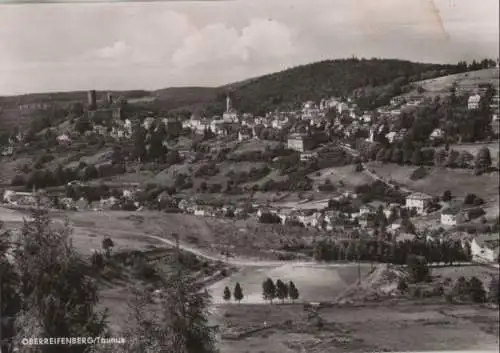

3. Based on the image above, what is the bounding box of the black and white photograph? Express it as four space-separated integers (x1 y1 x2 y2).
0 0 499 352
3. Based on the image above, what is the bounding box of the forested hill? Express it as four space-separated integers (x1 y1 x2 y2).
1 58 459 119
197 58 458 115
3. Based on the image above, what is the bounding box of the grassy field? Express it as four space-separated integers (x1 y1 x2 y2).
366 163 499 203
417 68 500 94
233 140 282 154
308 165 375 190
214 301 499 353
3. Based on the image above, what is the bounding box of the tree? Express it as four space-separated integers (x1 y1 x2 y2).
456 151 474 168
0 224 21 353
14 205 108 353
464 193 477 205
453 276 469 299
474 147 492 173
407 254 430 283
442 190 452 202
223 286 231 302
411 148 423 166
445 149 459 168
233 282 244 303
126 237 218 353
275 279 289 304
434 149 447 166
101 237 114 259
397 278 409 292
288 281 299 303
488 276 499 303
468 276 486 303
262 278 276 304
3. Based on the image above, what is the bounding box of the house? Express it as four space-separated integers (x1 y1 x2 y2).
467 94 481 110
142 117 156 130
56 133 72 145
93 125 108 136
440 207 467 226
287 133 314 153
430 128 444 141
1 146 14 156
300 151 318 162
358 213 376 228
390 96 406 106
337 102 349 114
238 128 252 142
359 205 375 216
470 234 500 263
405 192 433 214
395 232 416 243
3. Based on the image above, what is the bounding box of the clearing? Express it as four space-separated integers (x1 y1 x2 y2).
214 301 499 353
365 163 499 204
417 68 500 94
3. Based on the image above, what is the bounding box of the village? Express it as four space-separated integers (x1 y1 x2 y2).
2 64 500 267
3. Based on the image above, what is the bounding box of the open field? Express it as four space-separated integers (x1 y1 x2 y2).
209 263 372 304
365 163 499 203
0 207 319 260
233 139 282 154
213 302 499 353
308 165 375 189
418 68 500 94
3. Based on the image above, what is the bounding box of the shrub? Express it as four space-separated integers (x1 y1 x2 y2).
409 166 428 181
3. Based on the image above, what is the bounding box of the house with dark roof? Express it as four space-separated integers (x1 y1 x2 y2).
440 207 468 226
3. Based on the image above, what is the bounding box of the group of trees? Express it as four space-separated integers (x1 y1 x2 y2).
359 141 495 173
0 207 219 353
450 275 499 304
262 278 300 304
223 283 244 303
11 162 126 190
313 238 472 265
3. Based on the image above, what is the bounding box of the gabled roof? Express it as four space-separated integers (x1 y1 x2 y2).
441 207 462 215
473 234 500 250
407 192 433 200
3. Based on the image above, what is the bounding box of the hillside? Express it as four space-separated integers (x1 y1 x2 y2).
0 58 457 132
208 58 456 115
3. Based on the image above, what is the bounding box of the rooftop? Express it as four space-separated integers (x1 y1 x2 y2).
407 192 433 200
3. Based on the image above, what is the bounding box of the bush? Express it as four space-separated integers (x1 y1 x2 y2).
442 190 452 202
11 174 26 186
409 166 428 181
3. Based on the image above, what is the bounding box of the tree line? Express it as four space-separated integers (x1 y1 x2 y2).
222 279 300 304
313 238 472 265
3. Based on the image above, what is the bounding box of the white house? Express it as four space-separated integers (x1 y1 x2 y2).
430 128 444 141
405 192 433 214
467 94 481 110
238 128 252 142
56 133 72 145
470 234 500 263
440 207 467 226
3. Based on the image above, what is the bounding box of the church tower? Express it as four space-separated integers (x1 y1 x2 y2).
226 94 232 112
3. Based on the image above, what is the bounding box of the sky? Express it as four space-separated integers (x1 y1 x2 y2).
0 0 498 95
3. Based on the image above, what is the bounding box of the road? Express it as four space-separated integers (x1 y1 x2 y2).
338 143 413 193
144 232 373 269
